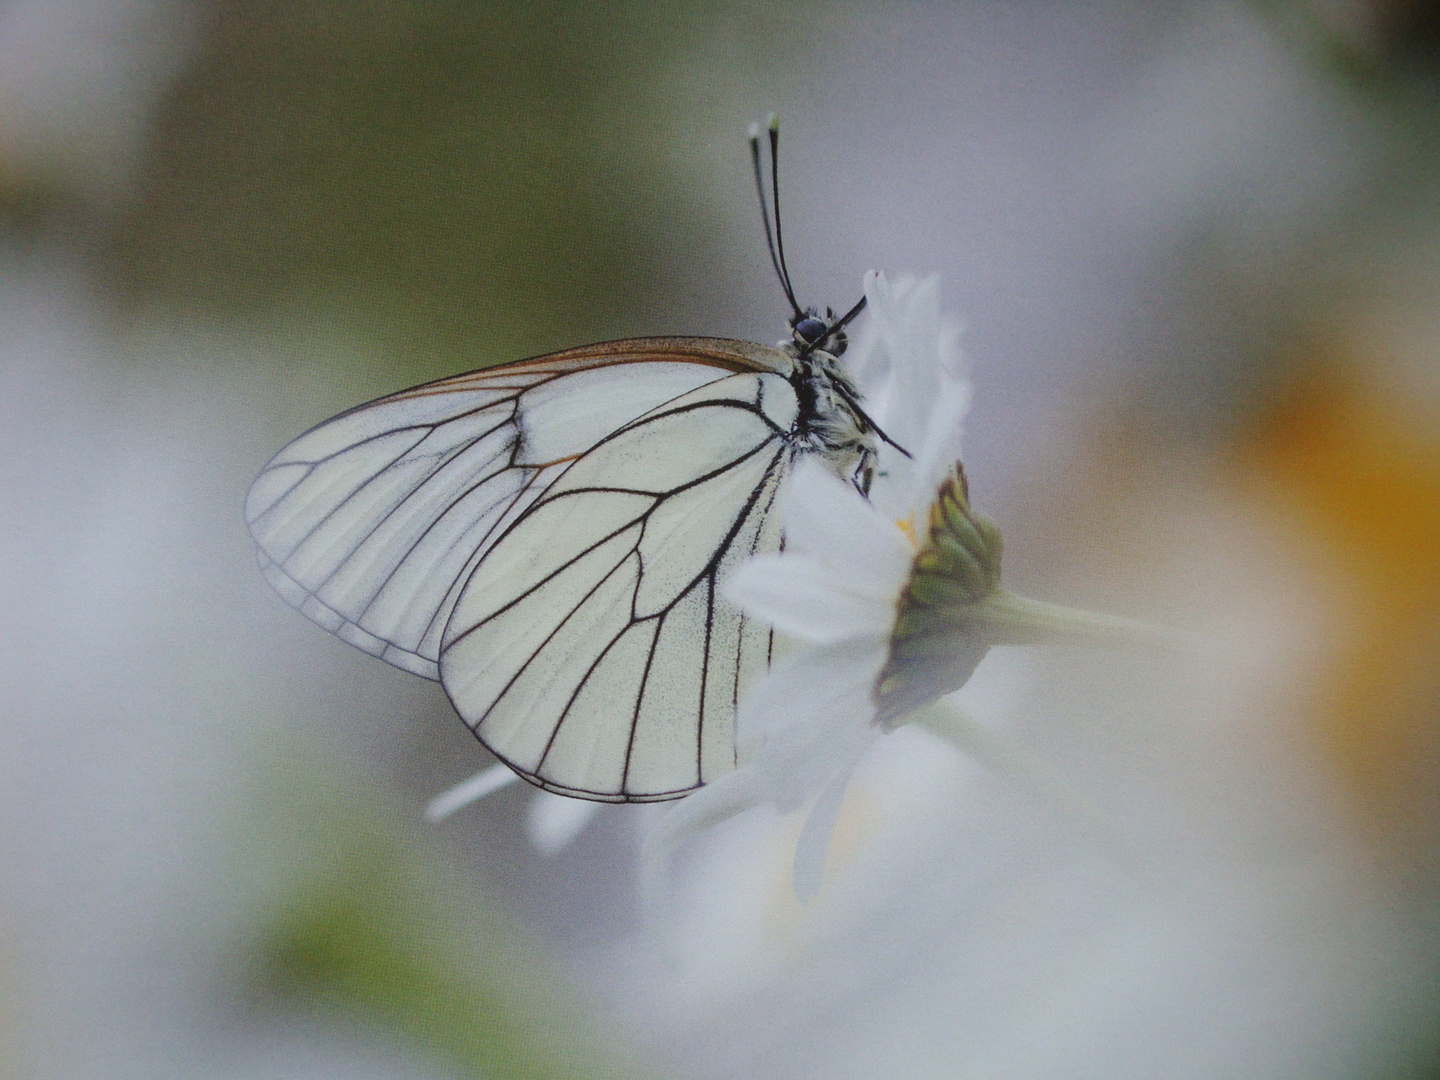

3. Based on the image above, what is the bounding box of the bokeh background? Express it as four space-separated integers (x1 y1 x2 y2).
3 1 1439 1077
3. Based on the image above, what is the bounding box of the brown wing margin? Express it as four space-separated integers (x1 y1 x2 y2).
380 337 793 402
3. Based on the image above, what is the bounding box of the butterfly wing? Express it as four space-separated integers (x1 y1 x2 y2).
245 338 790 680
439 368 801 802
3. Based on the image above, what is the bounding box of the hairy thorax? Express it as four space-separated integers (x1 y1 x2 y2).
785 345 878 489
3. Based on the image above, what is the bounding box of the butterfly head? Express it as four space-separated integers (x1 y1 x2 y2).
790 307 849 358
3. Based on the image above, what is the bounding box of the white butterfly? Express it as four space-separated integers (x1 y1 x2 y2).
245 119 895 803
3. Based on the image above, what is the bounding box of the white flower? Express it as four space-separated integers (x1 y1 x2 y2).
429 272 1146 887
645 271 976 903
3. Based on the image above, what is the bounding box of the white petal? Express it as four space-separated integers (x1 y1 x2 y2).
423 763 520 822
780 457 866 555
525 790 600 855
792 754 867 903
652 762 771 847
736 638 886 808
903 378 974 513
781 458 913 580
848 270 894 400
847 271 973 520
638 762 775 932
726 554 894 644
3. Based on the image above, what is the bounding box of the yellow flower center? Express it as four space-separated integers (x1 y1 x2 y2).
895 516 920 550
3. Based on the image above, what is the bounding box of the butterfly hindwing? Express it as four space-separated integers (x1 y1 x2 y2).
439 370 798 802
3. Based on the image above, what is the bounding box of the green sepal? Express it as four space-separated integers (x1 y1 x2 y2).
875 464 1003 727
872 462 1160 729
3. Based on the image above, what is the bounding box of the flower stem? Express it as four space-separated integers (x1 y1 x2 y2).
975 588 1170 650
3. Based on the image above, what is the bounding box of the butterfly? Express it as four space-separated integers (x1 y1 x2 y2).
245 118 900 803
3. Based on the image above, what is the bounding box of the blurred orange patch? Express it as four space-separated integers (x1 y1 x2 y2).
1237 354 1440 854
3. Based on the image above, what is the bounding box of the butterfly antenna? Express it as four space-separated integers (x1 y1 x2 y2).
749 116 802 321
767 116 805 319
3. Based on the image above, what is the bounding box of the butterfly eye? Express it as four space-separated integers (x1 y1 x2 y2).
794 317 826 343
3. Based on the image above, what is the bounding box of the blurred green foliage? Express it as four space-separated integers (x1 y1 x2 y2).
102 0 805 382
244 739 645 1080
1250 0 1440 91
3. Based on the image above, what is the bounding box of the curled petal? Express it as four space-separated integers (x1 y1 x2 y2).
906 378 973 511
424 763 520 822
848 271 973 520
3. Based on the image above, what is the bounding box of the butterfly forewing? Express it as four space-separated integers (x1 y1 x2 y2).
247 337 796 800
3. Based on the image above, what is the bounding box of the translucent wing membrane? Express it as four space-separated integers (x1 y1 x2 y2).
441 372 797 801
247 338 793 801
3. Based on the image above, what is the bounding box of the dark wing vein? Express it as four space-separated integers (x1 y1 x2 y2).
486 440 791 798
247 392 531 527
620 613 668 791
443 435 782 650
473 546 642 729
250 345 797 701
249 426 431 536
586 397 788 458
534 625 636 779
303 414 517 598
406 462 552 646
351 454 529 625
732 449 789 720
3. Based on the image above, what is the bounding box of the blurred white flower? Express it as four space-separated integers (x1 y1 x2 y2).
424 762 523 824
